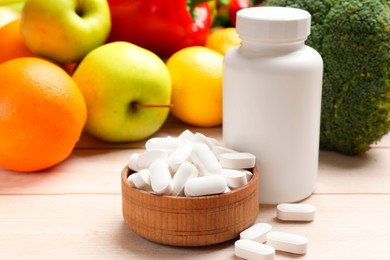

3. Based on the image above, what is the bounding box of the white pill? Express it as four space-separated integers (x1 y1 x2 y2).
266 231 308 255
224 186 231 193
128 153 140 171
184 175 227 197
145 137 182 153
277 203 316 222
131 169 152 191
220 152 256 169
171 162 198 196
240 223 272 244
178 129 195 142
137 150 167 170
191 143 222 175
167 143 193 173
245 170 253 182
127 173 136 187
149 160 173 195
207 137 221 147
222 169 249 189
193 132 214 149
212 145 237 159
235 240 275 260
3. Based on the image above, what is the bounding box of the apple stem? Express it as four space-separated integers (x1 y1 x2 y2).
76 0 82 16
131 103 173 109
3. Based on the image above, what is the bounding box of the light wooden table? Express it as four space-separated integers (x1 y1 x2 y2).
1 117 390 259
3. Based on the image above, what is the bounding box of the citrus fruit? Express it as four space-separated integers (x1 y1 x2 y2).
0 19 35 64
0 57 87 172
166 46 223 127
0 7 20 28
205 27 241 55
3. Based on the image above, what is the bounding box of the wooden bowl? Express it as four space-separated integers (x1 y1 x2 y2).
121 167 259 247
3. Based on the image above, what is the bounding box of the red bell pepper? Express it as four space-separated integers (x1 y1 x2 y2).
228 0 262 27
107 0 212 58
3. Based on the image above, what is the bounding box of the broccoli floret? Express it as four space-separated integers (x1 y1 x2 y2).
264 0 390 155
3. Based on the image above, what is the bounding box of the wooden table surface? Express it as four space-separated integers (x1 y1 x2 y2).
1 117 390 260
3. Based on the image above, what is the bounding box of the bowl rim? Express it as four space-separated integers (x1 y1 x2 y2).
121 166 259 201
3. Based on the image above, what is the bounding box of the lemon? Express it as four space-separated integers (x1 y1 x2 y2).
166 46 223 127
206 27 241 55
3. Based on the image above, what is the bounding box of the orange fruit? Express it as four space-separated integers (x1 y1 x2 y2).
206 27 241 55
166 46 223 127
0 57 87 172
0 19 35 64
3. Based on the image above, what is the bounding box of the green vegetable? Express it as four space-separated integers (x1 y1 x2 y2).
264 0 390 155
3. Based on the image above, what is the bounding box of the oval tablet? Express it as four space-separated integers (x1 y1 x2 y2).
220 152 256 169
235 240 275 260
137 150 167 170
277 203 316 221
131 169 152 191
145 137 182 153
184 175 227 197
240 222 272 243
171 162 198 196
167 143 193 173
191 143 222 175
266 231 308 255
212 145 237 159
128 153 140 171
149 160 173 195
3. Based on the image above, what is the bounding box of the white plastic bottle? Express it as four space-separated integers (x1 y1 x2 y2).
223 7 323 204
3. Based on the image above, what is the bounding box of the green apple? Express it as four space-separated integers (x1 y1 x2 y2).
72 41 172 142
20 0 111 64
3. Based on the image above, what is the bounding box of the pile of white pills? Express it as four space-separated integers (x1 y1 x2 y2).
235 203 316 259
127 130 256 197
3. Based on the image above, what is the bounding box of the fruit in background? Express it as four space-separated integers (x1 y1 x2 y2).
72 41 172 142
0 19 35 63
206 27 241 55
0 58 87 172
166 46 223 127
0 6 20 28
20 0 111 64
106 0 212 58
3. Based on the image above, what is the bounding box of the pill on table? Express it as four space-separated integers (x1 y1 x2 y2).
193 132 214 149
184 175 227 197
131 169 152 191
145 137 182 153
266 231 308 255
167 142 193 173
178 129 195 142
149 160 173 195
222 169 248 189
191 143 222 175
240 222 272 243
171 162 198 196
128 153 140 171
277 203 316 222
137 150 167 170
235 240 275 260
220 152 256 169
212 145 237 159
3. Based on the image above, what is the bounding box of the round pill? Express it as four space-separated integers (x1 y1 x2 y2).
219 152 256 169
266 231 308 255
222 169 248 189
212 145 237 159
277 203 316 221
184 175 227 197
240 222 272 244
235 240 275 260
149 160 173 195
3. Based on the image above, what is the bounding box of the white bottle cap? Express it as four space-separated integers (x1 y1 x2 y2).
236 7 311 43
